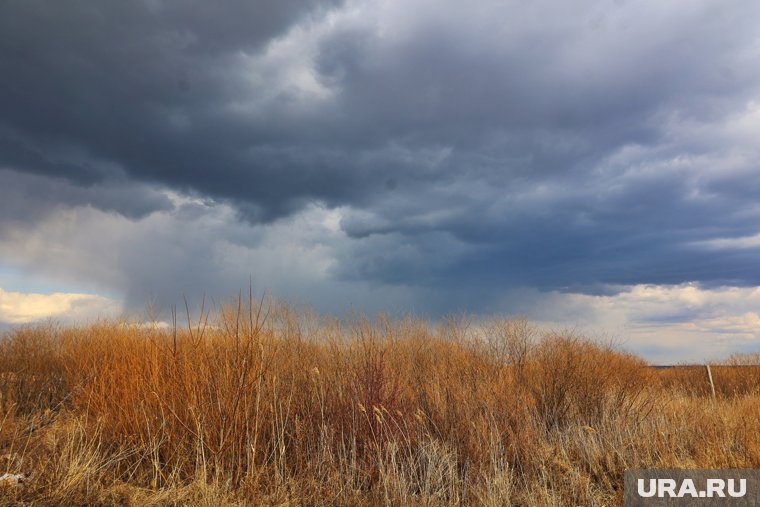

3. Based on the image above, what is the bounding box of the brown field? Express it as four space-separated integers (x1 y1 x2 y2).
1 298 759 506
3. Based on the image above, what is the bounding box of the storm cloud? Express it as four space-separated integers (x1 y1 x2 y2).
2 0 760 358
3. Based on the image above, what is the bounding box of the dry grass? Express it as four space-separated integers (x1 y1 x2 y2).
0 298 759 506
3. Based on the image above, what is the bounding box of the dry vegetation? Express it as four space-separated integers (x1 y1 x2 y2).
1 297 759 506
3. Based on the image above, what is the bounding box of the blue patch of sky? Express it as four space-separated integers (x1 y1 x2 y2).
0 262 120 300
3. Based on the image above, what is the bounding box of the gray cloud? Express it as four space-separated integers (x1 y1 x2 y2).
1 0 760 316
0 169 173 224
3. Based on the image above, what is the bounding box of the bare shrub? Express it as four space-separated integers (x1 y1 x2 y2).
518 333 655 430
0 325 69 415
0 306 757 505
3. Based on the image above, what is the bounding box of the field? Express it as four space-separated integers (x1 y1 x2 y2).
1 298 759 506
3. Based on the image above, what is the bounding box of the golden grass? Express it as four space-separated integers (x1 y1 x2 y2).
0 298 758 506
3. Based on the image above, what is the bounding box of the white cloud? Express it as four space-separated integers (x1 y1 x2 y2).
0 287 120 325
507 284 760 363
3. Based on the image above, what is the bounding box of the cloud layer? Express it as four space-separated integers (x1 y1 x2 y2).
0 287 119 325
1 0 760 360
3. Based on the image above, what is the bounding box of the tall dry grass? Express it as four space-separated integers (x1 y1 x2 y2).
1 297 759 505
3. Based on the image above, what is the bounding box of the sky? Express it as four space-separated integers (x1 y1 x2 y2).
1 0 760 362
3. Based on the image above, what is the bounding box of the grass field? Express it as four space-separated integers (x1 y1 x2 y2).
1 298 759 506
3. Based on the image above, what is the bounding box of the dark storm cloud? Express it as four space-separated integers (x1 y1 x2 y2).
0 169 173 225
0 0 346 219
2 0 760 304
